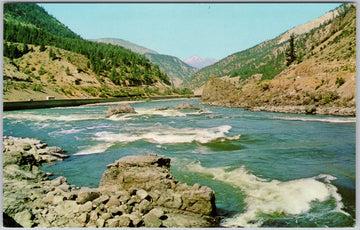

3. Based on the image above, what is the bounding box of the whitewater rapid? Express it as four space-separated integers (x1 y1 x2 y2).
187 162 349 227
94 125 240 144
3 99 355 227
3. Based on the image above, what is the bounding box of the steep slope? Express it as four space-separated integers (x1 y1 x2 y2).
183 56 218 69
93 38 198 87
144 53 198 87
3 45 171 101
201 4 356 116
3 3 189 101
91 38 158 55
3 3 80 39
183 3 354 91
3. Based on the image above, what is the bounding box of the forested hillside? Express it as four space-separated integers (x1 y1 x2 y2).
182 3 355 90
92 38 198 87
3 3 186 101
3 3 80 39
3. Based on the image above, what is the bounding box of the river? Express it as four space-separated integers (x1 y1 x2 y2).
3 98 356 227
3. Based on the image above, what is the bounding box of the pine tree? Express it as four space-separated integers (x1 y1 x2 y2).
65 67 70 75
49 48 56 60
22 43 29 54
286 33 296 66
39 43 46 52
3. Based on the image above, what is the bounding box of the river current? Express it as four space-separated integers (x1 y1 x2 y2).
3 99 356 227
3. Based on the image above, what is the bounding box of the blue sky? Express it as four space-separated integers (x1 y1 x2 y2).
39 3 341 61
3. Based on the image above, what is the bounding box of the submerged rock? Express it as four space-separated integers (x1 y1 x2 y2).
105 103 136 117
156 106 169 111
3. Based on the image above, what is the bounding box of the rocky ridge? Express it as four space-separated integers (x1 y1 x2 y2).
3 136 219 228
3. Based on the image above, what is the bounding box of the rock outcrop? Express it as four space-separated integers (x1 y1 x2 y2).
173 102 200 110
201 75 240 108
105 103 137 118
156 106 169 111
201 76 356 116
100 155 216 217
3 137 219 228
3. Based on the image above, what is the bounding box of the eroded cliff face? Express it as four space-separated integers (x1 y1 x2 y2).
3 137 219 228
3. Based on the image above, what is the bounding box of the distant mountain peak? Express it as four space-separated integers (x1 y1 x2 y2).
184 56 218 69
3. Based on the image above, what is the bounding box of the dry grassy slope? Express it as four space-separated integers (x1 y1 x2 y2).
202 52 356 111
3 45 172 101
239 58 356 107
189 3 355 92
244 5 356 107
4 45 104 101
201 5 356 113
277 4 345 44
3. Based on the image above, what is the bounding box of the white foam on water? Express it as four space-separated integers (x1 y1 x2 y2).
273 116 356 123
106 114 135 121
3 113 102 122
187 162 348 227
94 125 239 144
136 108 188 117
86 124 113 130
191 145 213 155
73 143 114 155
105 107 209 121
49 127 85 136
57 128 85 134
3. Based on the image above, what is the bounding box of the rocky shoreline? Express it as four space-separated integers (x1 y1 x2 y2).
202 101 356 116
3 136 219 228
201 76 356 117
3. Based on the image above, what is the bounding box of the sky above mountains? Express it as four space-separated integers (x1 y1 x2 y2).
40 3 341 61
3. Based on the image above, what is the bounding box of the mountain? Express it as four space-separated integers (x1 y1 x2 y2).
144 53 198 87
182 3 355 91
91 38 158 55
183 56 218 69
93 38 198 87
200 3 356 116
3 3 192 101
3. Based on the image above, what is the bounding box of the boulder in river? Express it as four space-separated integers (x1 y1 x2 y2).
173 103 200 110
105 103 137 117
155 106 169 111
3 137 220 228
100 154 217 217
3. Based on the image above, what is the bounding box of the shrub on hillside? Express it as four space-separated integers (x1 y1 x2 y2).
31 84 43 92
335 77 345 87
